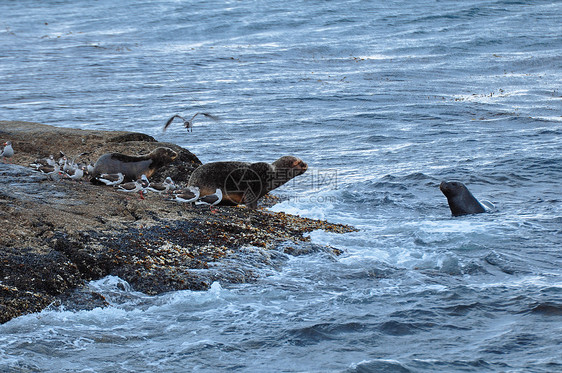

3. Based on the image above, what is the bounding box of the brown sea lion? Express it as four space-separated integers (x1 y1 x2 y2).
91 147 177 182
188 156 308 208
440 181 493 216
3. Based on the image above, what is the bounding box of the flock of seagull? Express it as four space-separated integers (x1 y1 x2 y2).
94 172 223 207
28 151 91 181
2 143 222 207
100 173 223 206
2 112 224 206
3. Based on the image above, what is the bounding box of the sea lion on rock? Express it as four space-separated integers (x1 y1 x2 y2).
91 147 177 183
188 156 308 208
440 181 493 216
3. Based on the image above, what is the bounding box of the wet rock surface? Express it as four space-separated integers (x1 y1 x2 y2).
0 121 356 324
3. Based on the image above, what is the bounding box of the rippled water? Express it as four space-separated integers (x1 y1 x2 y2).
1 1 561 372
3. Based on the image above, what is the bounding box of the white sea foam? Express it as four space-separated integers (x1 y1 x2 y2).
1 1 561 371
269 200 329 221
413 219 491 234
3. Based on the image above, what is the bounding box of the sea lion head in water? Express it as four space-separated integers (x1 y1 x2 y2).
91 147 177 182
440 181 486 216
188 155 308 208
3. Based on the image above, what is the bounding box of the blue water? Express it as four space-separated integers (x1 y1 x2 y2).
1 0 561 371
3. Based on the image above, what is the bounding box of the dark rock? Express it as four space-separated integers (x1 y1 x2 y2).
51 234 111 281
55 287 109 311
0 121 356 324
277 241 344 257
1 249 83 296
151 148 202 184
107 133 157 143
0 285 53 324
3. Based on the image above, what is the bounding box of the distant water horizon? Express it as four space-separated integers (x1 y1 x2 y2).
1 1 561 372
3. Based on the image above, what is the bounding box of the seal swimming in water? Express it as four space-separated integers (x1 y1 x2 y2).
440 181 493 216
91 147 177 183
188 156 308 208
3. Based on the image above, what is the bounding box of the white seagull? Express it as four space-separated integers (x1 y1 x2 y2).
115 175 149 199
1 141 14 162
30 155 56 169
65 166 85 181
97 172 125 186
163 112 219 132
196 188 223 207
146 176 175 194
171 186 200 204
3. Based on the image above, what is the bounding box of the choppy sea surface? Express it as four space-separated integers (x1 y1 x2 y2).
1 1 561 372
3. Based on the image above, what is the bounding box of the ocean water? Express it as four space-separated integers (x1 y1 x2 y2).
1 0 561 372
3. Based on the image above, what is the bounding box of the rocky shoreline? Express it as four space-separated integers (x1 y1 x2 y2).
0 121 356 324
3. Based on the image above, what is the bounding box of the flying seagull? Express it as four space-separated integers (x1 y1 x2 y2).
163 112 219 132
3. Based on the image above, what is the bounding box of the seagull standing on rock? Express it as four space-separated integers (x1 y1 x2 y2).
96 172 125 186
146 176 175 194
196 188 223 207
115 174 149 199
35 164 63 181
57 152 66 166
61 157 72 173
171 186 200 204
30 155 56 169
65 166 85 181
1 141 14 163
